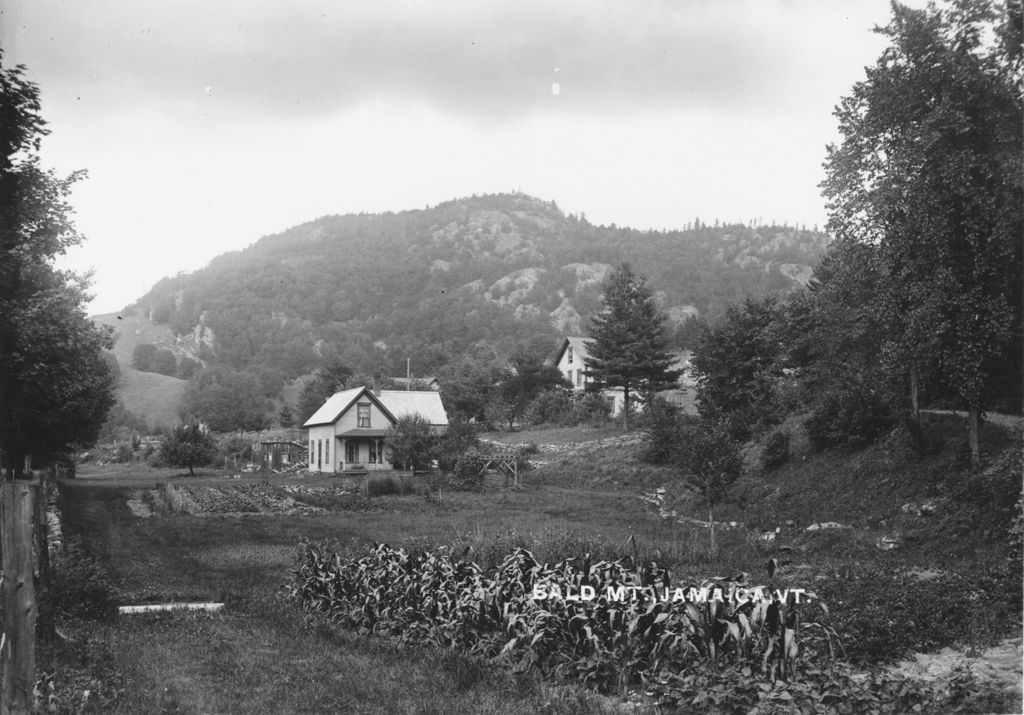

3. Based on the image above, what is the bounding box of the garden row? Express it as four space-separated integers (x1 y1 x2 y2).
286 541 1016 712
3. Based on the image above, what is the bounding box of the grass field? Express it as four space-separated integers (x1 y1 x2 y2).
91 312 188 428
46 417 1023 713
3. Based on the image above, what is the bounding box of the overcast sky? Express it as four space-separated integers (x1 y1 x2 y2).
3 0 908 314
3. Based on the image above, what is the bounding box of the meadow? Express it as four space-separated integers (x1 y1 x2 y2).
45 418 1023 713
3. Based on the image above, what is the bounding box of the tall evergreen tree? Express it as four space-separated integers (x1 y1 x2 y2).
585 263 681 429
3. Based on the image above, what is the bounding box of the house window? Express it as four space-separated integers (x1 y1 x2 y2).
309 441 313 463
357 403 371 428
568 346 574 364
317 440 322 467
576 369 583 387
369 440 380 464
346 440 358 464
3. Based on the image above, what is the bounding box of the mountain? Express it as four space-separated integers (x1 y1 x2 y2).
102 193 829 421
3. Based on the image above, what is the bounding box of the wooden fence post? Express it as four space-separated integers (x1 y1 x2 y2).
1 480 36 714
34 473 52 644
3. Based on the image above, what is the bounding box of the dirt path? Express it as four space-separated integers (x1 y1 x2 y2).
921 409 1023 429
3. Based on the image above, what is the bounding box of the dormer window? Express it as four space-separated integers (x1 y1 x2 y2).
357 403 371 428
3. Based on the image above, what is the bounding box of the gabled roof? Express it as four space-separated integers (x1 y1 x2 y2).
377 389 448 426
554 336 594 365
302 386 448 429
302 386 396 428
389 376 440 390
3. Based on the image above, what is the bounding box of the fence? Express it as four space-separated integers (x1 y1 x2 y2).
0 459 66 713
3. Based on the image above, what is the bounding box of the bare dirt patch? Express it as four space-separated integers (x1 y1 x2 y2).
891 637 1023 708
144 483 354 515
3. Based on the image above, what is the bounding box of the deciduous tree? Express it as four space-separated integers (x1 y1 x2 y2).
821 0 1023 467
160 422 216 476
180 367 270 432
0 54 115 475
386 414 436 470
494 352 568 430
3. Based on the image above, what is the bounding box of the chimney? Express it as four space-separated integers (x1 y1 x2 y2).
372 373 381 396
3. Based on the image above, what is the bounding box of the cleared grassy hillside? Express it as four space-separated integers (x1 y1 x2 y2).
93 312 186 428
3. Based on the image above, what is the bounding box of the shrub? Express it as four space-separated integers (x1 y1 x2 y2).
805 381 897 451
761 431 790 471
648 660 1014 714
524 389 576 426
51 542 118 621
814 566 1022 664
450 452 487 491
387 414 437 471
366 474 416 497
112 443 135 463
673 420 743 508
640 397 688 465
569 392 612 427
435 418 479 472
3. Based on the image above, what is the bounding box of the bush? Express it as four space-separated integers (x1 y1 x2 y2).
814 566 1022 664
761 431 790 471
805 381 897 451
640 397 689 465
366 474 416 497
569 392 612 426
673 420 743 508
51 542 118 621
387 414 437 470
450 452 487 491
524 390 612 428
649 659 1014 714
523 389 576 426
435 418 479 472
112 443 135 463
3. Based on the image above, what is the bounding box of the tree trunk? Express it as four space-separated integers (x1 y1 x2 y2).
968 404 981 469
622 386 630 431
708 505 716 554
1 480 37 714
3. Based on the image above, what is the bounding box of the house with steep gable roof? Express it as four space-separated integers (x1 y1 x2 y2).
303 386 448 473
553 336 696 416
552 336 625 415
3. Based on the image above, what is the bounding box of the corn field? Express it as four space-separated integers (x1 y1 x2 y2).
287 541 841 694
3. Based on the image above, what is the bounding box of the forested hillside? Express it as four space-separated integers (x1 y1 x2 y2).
125 193 826 393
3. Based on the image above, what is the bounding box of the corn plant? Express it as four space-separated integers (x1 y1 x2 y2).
287 540 841 694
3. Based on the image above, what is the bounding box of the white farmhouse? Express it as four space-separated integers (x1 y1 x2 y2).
303 386 448 473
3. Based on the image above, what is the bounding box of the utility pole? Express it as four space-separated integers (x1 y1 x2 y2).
406 358 411 391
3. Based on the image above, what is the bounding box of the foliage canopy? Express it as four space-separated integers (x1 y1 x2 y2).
586 263 681 429
0 54 115 473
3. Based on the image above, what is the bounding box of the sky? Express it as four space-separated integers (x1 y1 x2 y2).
3 0 909 314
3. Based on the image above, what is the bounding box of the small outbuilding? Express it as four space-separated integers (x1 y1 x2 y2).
258 440 307 470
